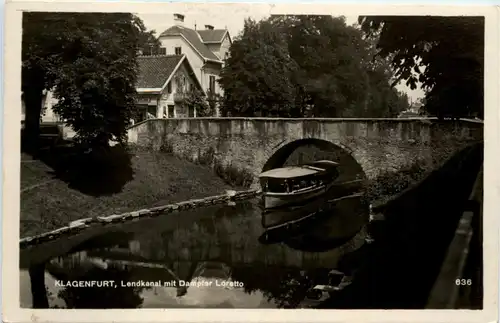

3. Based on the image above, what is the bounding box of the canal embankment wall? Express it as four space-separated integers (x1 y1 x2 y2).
426 164 483 309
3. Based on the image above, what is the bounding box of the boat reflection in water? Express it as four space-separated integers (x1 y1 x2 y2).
259 159 368 248
257 160 370 306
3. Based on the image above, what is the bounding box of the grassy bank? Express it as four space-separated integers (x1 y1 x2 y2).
20 147 235 239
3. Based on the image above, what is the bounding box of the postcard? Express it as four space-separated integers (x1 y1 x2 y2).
3 1 499 323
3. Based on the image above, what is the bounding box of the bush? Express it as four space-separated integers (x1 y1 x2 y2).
213 160 255 188
365 159 430 205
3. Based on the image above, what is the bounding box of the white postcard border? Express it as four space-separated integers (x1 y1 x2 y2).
3 2 499 323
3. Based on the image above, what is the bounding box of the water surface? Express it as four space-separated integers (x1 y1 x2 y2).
20 197 369 309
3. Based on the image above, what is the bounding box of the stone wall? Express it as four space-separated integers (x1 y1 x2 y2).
127 118 483 187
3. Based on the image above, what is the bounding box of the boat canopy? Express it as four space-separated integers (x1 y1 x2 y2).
307 160 339 168
259 166 320 179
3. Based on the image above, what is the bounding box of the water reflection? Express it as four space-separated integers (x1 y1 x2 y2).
20 198 369 309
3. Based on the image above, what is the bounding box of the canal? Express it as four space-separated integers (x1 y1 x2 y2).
19 142 483 309
20 194 370 309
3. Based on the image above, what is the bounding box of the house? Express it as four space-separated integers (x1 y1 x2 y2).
135 54 204 121
157 14 232 115
21 90 62 125
21 13 232 127
40 90 62 122
398 102 426 118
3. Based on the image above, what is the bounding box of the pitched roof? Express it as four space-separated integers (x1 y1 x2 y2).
136 55 183 89
159 25 222 62
196 29 227 43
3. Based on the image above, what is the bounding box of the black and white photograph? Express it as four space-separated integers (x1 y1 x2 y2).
3 2 499 323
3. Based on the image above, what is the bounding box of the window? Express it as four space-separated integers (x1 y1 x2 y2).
188 106 195 118
167 81 172 94
209 75 216 93
168 105 175 118
176 76 186 92
159 47 166 55
175 47 182 55
189 83 194 92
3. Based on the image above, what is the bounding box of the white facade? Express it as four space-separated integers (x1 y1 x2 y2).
135 55 203 121
157 15 232 101
159 37 205 89
41 90 61 123
158 36 224 98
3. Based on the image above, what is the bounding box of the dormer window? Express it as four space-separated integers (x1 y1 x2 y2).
205 24 214 30
174 14 185 22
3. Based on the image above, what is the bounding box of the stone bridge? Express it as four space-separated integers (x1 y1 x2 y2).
127 118 483 187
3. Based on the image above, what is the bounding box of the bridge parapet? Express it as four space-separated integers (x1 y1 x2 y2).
128 118 483 186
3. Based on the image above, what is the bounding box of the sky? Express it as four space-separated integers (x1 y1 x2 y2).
137 12 425 103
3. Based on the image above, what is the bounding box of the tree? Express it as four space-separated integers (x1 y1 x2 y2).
361 29 410 117
359 16 484 119
273 15 373 117
22 13 150 151
182 89 213 117
219 18 299 117
29 264 49 308
137 29 162 56
220 15 409 118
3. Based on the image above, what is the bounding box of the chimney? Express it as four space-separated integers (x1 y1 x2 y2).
205 24 214 30
173 14 185 25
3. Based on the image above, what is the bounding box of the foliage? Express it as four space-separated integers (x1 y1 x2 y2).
137 28 162 56
272 15 371 117
196 147 254 187
219 15 410 118
359 16 484 119
22 13 154 150
361 30 411 118
206 90 223 117
182 89 212 117
365 160 428 205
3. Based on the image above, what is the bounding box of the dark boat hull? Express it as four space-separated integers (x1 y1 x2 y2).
261 179 366 230
262 196 331 229
263 183 331 210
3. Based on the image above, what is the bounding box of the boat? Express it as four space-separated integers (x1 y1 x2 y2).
259 160 340 210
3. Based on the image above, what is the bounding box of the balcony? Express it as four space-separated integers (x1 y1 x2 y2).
173 92 187 103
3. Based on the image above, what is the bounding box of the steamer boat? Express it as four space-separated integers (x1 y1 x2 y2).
259 160 340 210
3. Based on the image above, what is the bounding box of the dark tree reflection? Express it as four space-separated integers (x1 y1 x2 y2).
29 263 49 308
56 264 145 309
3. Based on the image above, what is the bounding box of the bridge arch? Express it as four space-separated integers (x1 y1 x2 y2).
262 138 366 183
